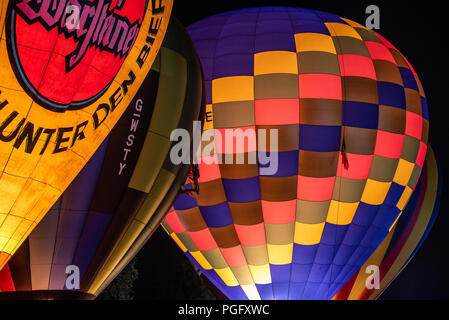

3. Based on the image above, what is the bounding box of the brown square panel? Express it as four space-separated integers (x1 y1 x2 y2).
378 105 405 134
265 222 295 245
390 49 410 69
342 77 378 104
405 88 422 115
300 98 342 126
401 135 420 163
373 60 403 86
408 164 422 189
210 225 241 248
333 36 370 57
219 156 259 179
254 74 299 100
257 124 299 152
200 129 217 156
344 127 377 155
197 179 227 206
213 101 255 128
332 177 366 203
230 266 253 285
369 156 399 182
177 232 199 252
259 176 298 201
297 51 341 75
298 150 339 178
202 248 228 269
296 200 330 224
229 201 264 225
176 207 208 232
242 245 269 265
422 119 429 144
356 28 383 43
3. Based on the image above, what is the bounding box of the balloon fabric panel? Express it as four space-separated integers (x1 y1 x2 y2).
163 7 429 300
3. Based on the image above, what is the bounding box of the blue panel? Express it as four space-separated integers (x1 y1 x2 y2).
291 264 312 283
270 264 292 283
199 202 233 228
399 67 419 91
421 97 429 120
314 244 335 265
173 192 197 210
302 282 321 300
309 263 329 283
342 224 368 246
299 125 341 152
292 244 318 264
259 150 298 177
343 101 379 129
213 53 254 78
372 205 401 229
221 177 261 202
289 282 306 300
273 282 290 300
256 284 274 300
216 35 255 56
320 223 348 245
255 33 296 53
377 82 406 109
256 18 293 33
384 182 406 206
352 203 380 226
292 21 330 35
316 11 349 24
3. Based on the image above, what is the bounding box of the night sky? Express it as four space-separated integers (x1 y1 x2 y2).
135 0 449 300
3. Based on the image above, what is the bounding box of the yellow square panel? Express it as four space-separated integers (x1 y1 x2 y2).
170 233 188 252
212 76 254 104
267 243 293 265
248 264 272 284
325 23 363 40
254 51 298 75
241 284 261 300
191 251 213 270
216 267 239 286
397 186 413 211
361 179 391 205
203 104 214 130
294 222 325 245
327 201 359 225
0 174 27 214
294 33 337 54
393 159 415 186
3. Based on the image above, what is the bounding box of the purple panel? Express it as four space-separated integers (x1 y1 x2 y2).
292 21 330 35
255 32 295 53
292 244 318 264
71 212 112 280
213 53 254 78
221 23 256 37
314 244 335 265
256 19 293 34
215 35 255 56
193 39 218 59
291 264 312 283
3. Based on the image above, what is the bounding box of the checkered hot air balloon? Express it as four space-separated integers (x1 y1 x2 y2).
162 7 437 300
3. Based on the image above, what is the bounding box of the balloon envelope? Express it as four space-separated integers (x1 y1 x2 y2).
0 0 173 269
0 17 204 299
162 7 431 300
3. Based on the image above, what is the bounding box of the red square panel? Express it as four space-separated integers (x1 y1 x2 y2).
405 111 423 140
365 41 396 64
338 55 376 80
220 246 247 268
165 211 186 234
255 99 300 125
198 155 221 182
299 74 342 100
262 200 296 224
235 223 266 247
374 131 405 159
416 142 427 168
337 153 373 179
297 176 336 201
188 229 218 251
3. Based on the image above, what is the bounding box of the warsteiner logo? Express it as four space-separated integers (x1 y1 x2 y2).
7 0 148 111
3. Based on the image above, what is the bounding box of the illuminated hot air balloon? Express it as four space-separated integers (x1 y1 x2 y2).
0 0 173 269
334 147 441 300
0 17 204 300
161 7 433 300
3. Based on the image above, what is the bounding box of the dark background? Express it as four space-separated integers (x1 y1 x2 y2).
134 0 449 300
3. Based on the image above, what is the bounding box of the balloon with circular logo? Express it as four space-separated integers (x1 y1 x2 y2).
0 0 173 270
0 17 204 300
162 7 433 300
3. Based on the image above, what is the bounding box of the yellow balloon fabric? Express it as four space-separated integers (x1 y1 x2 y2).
0 0 173 269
